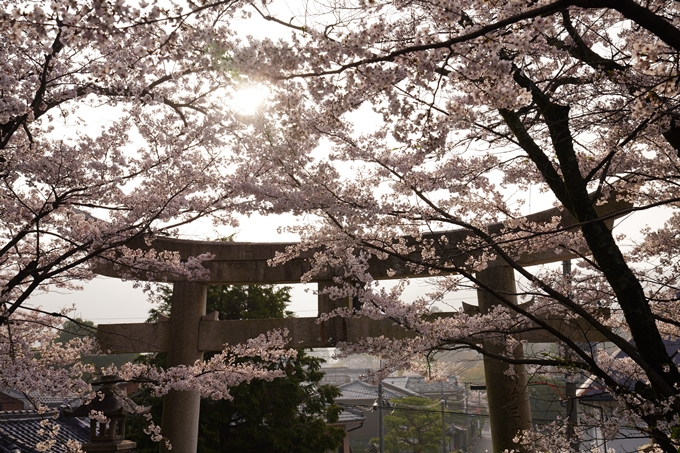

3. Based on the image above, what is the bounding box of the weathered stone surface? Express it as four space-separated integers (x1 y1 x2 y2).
98 316 418 353
161 282 207 453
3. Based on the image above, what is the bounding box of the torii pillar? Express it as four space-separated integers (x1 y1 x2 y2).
477 264 532 453
160 281 207 453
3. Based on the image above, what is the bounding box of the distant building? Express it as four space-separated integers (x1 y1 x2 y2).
0 388 76 411
0 409 89 453
329 407 366 453
0 393 23 412
0 387 88 452
335 380 415 451
382 376 478 412
576 339 680 452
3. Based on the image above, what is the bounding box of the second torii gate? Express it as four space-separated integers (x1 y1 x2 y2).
96 197 626 453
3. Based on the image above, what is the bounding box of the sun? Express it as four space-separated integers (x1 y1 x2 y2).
230 85 269 115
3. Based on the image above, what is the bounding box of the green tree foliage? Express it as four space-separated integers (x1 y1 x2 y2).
55 318 97 344
129 284 344 453
375 396 446 453
204 284 294 320
146 284 293 322
199 351 344 453
528 378 568 424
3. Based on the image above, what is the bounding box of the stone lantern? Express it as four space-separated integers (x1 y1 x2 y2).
65 376 146 452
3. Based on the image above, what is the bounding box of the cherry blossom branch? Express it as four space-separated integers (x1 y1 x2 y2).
274 0 574 79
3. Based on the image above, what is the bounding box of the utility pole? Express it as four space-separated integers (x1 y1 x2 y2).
441 397 447 453
566 381 578 451
469 385 486 435
563 260 579 452
378 382 385 453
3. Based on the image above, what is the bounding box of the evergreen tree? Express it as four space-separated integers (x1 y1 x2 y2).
199 350 343 453
373 396 445 453
56 318 139 372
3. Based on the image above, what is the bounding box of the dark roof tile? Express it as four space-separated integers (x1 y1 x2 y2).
0 410 89 453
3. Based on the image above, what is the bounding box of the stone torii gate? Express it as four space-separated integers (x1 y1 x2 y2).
95 198 626 453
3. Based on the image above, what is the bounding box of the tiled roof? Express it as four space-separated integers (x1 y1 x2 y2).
0 410 89 453
320 374 351 386
0 388 80 410
336 407 366 424
336 381 407 401
382 376 408 387
385 376 465 395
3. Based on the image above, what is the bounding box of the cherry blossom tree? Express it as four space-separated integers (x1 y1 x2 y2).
215 1 680 452
0 1 299 451
0 0 287 320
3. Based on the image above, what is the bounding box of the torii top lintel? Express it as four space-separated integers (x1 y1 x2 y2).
93 193 630 284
